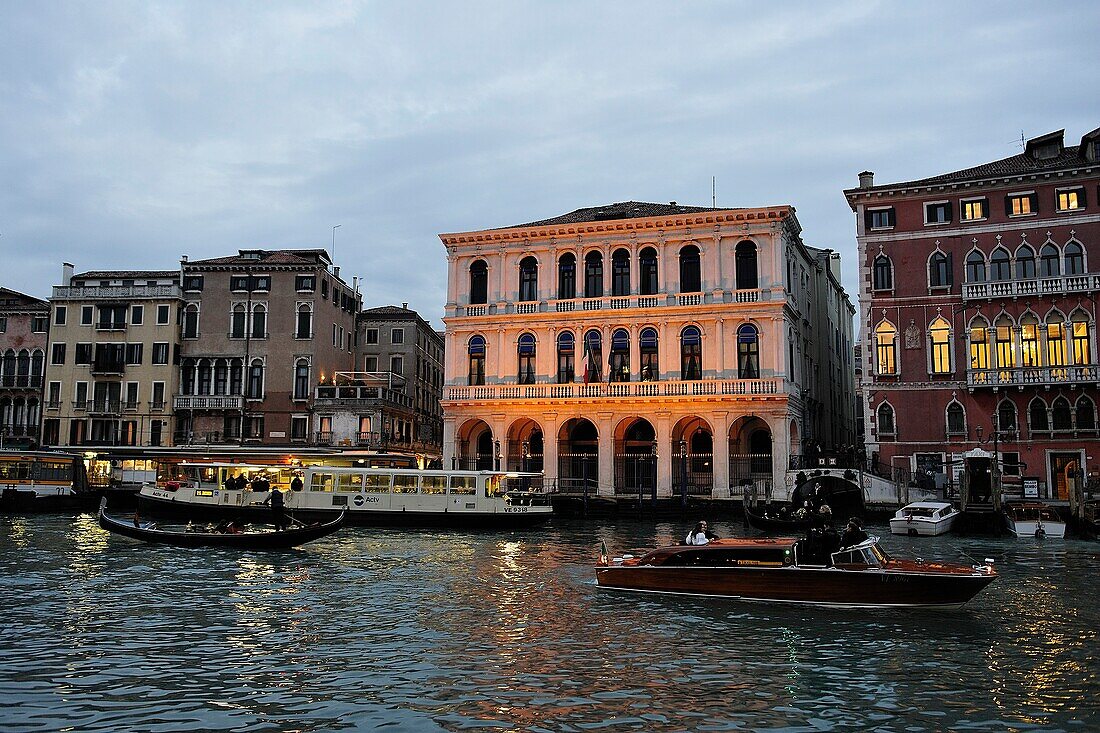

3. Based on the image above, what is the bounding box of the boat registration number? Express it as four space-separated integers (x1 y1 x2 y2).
504 506 529 513
147 489 176 500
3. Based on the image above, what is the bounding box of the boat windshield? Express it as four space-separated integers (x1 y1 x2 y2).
905 507 936 518
869 543 892 564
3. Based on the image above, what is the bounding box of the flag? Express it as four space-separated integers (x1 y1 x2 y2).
582 338 591 384
598 540 608 566
607 345 614 384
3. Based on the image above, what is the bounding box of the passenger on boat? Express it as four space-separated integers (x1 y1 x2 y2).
818 503 833 526
685 521 718 545
252 475 271 493
840 517 868 548
290 474 304 492
263 486 288 531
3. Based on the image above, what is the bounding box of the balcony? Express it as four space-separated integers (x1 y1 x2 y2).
457 290 768 317
443 378 784 402
963 274 1100 301
314 384 413 410
967 365 1100 389
52 284 182 300
0 375 44 389
173 395 244 410
90 360 126 376
86 400 122 415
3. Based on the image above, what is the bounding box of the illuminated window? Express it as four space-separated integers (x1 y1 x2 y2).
1047 320 1067 367
1007 193 1036 217
961 198 987 221
995 323 1016 374
929 318 951 374
468 336 486 386
1072 318 1091 365
1021 320 1040 368
875 321 897 376
1056 188 1084 212
969 324 990 370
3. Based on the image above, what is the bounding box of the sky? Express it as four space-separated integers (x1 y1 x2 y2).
2 1 1098 328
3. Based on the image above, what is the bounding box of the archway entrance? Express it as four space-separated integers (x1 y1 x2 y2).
558 418 598 492
729 415 772 498
614 418 657 496
455 419 494 471
672 416 713 495
506 418 543 472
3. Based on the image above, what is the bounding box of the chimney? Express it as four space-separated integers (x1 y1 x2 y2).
858 171 874 189
402 302 408 309
180 255 188 263
334 266 341 279
669 201 677 206
62 262 74 284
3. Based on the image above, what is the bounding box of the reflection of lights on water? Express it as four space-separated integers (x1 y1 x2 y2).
6 516 31 548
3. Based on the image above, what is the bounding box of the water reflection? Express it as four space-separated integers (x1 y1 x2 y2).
0 516 1098 731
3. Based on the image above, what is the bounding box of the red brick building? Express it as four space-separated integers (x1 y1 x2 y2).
845 127 1100 500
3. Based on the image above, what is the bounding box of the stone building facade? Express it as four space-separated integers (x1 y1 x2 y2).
174 249 360 446
42 266 181 447
845 127 1100 499
0 288 50 446
440 201 854 496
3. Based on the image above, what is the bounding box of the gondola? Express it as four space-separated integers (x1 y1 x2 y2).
97 499 346 549
743 503 823 533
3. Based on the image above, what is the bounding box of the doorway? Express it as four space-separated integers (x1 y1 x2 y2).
1048 452 1082 501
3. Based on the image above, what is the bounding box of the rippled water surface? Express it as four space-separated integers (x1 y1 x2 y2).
1 514 1098 732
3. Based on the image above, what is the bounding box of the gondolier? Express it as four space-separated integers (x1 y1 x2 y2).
264 485 288 531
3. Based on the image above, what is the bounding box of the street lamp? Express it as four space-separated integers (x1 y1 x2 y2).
494 439 501 471
679 438 688 508
650 440 659 506
521 440 530 473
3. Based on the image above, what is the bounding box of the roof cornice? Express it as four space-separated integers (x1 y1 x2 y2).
439 207 794 247
844 166 1100 208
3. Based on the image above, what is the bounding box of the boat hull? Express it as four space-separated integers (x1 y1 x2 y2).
98 506 345 548
889 514 959 537
595 565 996 609
1005 517 1067 538
138 491 553 529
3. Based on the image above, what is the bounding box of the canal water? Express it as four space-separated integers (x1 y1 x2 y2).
1 514 1097 732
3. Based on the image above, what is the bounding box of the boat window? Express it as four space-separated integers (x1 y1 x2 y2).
393 475 418 494
38 461 72 482
311 472 335 492
907 507 935 518
832 549 866 565
422 475 447 494
336 473 362 492
662 548 792 567
485 475 505 497
364 473 391 493
0 459 32 481
449 476 476 495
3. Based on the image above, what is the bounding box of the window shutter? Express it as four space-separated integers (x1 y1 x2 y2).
1004 195 1013 217
944 203 953 223
864 209 873 231
946 252 954 286
1078 187 1088 208
888 208 896 227
1029 193 1039 214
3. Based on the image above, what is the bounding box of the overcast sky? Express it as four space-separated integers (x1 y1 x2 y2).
2 1 1098 327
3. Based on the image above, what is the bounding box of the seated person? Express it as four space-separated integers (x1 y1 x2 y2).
840 517 868 548
684 521 718 545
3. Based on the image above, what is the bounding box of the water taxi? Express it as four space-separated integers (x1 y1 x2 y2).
889 501 960 537
137 462 553 527
595 535 996 609
1003 501 1066 538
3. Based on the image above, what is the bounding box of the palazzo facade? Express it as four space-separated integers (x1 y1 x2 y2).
440 201 855 497
845 127 1100 500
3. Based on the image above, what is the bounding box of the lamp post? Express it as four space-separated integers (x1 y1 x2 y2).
494 439 501 471
521 440 530 473
651 440 659 506
679 438 688 508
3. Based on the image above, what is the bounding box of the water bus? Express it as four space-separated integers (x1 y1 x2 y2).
137 462 553 527
596 535 996 609
0 450 99 512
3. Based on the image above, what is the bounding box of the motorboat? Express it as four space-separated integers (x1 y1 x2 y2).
595 535 996 609
98 499 346 549
889 501 960 537
137 462 552 527
0 450 100 513
1003 502 1066 539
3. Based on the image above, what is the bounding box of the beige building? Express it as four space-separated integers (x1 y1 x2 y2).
439 201 854 496
175 249 360 446
43 266 182 447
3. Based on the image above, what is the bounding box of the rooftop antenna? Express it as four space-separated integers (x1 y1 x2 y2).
1008 130 1026 150
712 176 716 207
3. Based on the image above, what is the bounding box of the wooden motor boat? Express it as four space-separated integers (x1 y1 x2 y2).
595 535 997 609
1003 502 1066 539
743 503 823 533
98 500 346 549
889 502 960 537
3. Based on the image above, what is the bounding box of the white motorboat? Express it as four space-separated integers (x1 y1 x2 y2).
889 501 960 537
1003 502 1066 538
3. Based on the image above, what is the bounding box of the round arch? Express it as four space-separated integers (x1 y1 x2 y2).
456 418 494 470
613 417 657 495
557 417 599 489
506 418 543 471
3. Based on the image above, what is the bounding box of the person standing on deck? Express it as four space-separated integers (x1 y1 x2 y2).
264 485 288 531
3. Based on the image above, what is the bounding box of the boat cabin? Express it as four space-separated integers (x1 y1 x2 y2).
830 539 891 569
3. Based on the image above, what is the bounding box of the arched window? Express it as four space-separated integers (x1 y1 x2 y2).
296 304 312 339
965 251 986 283
197 359 212 395
251 304 267 338
609 328 630 382
875 321 897 375
1029 397 1049 432
1052 396 1073 432
583 330 603 383
584 251 603 298
1064 242 1085 275
929 251 952 288
639 247 659 295
30 349 43 378
929 317 951 374
183 304 199 338
873 255 893 290
517 333 536 384
231 304 246 338
639 327 658 381
519 257 538 302
1016 245 1036 279
680 326 702 380
737 324 760 379
1046 313 1068 372
946 402 966 435
611 249 630 297
470 260 488 305
1 350 13 379
990 248 1011 281
877 402 896 435
247 358 264 399
293 358 310 400
213 359 228 395
556 331 574 384
997 399 1018 434
1076 396 1096 431
557 254 576 300
1071 312 1092 365
969 318 990 371
679 245 701 293
468 336 486 386
736 240 758 290
1040 244 1060 277
1021 314 1040 367
229 358 243 395
995 317 1015 374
